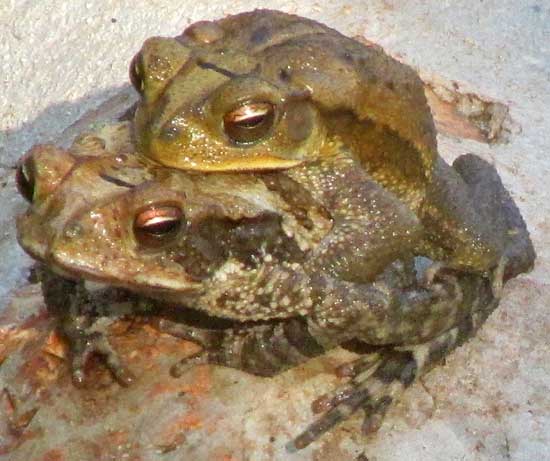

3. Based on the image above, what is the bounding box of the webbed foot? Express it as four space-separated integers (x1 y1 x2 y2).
287 328 460 451
40 269 135 387
67 321 135 387
156 318 223 377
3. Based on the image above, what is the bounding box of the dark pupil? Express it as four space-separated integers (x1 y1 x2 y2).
237 114 266 128
224 103 275 144
129 53 143 93
16 163 35 202
144 218 180 236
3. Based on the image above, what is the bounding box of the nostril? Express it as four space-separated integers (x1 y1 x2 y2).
16 160 35 202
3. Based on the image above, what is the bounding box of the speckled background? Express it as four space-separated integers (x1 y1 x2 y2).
1 1 549 460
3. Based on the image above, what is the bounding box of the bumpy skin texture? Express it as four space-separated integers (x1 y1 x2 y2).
16 120 534 449
15 10 535 451
131 9 521 277
17 125 331 306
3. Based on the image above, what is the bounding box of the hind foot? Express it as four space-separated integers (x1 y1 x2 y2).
287 328 460 451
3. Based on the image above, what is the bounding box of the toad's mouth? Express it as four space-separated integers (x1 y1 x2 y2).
48 251 205 294
17 238 206 298
16 215 205 296
142 149 305 172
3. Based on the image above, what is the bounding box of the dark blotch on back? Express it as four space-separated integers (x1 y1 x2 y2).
197 60 239 79
259 173 331 230
174 212 306 279
159 122 183 141
250 26 271 45
341 51 354 64
278 67 291 82
98 173 136 189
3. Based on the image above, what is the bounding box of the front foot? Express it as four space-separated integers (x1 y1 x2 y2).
155 318 224 378
417 258 461 298
65 319 135 387
40 268 135 387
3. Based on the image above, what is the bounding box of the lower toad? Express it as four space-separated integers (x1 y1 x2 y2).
15 120 534 449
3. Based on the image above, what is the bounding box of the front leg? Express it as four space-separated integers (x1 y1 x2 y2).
159 317 327 378
165 256 465 376
40 268 136 386
285 154 424 283
288 263 500 450
163 257 498 451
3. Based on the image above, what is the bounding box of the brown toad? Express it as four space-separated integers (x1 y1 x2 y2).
131 9 523 281
16 120 534 449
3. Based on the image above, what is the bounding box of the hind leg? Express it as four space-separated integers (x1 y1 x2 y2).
287 272 499 451
158 317 328 378
420 155 535 277
159 255 468 381
452 154 535 279
286 329 458 451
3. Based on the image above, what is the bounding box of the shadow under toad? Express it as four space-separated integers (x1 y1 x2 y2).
0 84 138 310
1 84 138 169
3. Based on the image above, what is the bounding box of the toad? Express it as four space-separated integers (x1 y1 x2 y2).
15 10 535 451
16 120 534 449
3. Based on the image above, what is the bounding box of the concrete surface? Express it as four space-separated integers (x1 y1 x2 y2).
1 1 549 460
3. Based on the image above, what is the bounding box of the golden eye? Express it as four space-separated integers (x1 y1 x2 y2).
129 53 145 94
16 159 35 203
133 205 184 247
223 102 275 144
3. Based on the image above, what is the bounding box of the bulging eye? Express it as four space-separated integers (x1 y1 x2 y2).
16 160 35 203
223 102 275 144
129 53 144 94
133 205 184 247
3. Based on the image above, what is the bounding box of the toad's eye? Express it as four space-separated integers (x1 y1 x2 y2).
129 53 144 94
223 102 275 144
133 205 184 247
16 159 35 203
